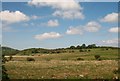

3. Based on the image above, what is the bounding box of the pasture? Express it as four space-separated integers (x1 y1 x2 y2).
4 48 119 79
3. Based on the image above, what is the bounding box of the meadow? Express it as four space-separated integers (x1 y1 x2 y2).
4 48 119 79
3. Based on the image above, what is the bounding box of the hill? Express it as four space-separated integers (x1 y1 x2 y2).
2 46 19 56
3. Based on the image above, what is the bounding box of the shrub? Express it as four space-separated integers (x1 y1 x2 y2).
27 57 35 61
79 49 84 52
77 57 84 61
113 68 120 74
9 55 13 61
2 55 9 79
72 50 74 52
106 48 109 50
57 51 60 53
94 55 101 60
88 50 91 52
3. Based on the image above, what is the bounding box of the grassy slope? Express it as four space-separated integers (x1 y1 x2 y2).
11 48 118 61
2 47 19 55
4 48 119 79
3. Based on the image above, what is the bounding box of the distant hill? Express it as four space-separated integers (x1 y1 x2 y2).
2 46 19 56
1 44 119 56
17 48 51 55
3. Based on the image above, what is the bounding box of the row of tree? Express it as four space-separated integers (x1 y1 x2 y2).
69 44 97 49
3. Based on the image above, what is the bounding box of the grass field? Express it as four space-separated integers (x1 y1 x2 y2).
4 48 119 79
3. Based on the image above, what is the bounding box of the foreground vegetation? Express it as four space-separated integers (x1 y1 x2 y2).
2 44 119 79
5 60 118 79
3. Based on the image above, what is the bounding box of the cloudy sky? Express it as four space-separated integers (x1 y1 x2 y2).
1 0 119 49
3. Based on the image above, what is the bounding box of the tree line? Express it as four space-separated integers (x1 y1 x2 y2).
69 44 97 49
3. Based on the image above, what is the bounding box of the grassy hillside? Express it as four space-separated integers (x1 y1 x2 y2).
3 46 119 79
12 48 119 61
2 47 19 56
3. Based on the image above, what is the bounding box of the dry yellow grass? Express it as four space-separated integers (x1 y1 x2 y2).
5 60 118 79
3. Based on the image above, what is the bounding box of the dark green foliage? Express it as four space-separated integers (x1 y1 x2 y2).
77 57 84 61
2 55 8 63
80 49 84 52
2 54 9 79
88 49 91 52
2 47 19 56
26 57 35 61
2 65 9 80
70 46 76 49
17 48 52 55
31 48 39 53
94 55 101 60
106 48 109 50
81 44 86 49
87 44 96 48
76 45 81 49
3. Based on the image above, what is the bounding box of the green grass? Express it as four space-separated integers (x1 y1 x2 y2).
4 48 119 79
8 48 118 61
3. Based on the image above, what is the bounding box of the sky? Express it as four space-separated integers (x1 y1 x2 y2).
1 0 119 50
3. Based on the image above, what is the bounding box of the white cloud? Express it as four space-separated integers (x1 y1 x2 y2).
53 10 84 19
109 27 120 33
100 12 118 23
0 10 29 24
101 38 120 46
28 0 84 19
66 21 101 35
66 26 83 35
40 19 59 27
84 21 101 32
47 19 59 27
28 0 82 11
31 15 39 19
34 32 61 40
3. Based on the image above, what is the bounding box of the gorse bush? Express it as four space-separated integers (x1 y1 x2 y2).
26 57 35 61
88 50 91 52
79 49 84 52
94 55 101 60
77 57 84 61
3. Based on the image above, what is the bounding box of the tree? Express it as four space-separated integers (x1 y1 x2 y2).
76 45 81 49
70 46 76 49
31 48 38 53
87 44 96 48
81 44 86 49
91 44 96 48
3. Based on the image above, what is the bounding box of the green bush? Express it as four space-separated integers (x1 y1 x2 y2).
27 57 35 61
77 57 84 61
94 55 101 60
88 50 91 52
79 49 84 52
106 48 109 50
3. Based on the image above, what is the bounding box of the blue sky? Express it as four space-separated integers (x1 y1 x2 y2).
1 1 119 50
